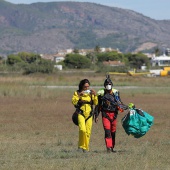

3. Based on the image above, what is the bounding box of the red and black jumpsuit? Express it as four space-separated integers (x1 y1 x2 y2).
95 88 122 151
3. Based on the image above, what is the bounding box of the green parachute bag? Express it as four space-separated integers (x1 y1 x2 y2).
121 104 154 138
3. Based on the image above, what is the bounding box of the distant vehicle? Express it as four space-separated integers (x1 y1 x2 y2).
109 67 170 77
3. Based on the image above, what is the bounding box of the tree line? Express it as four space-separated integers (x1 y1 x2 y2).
0 48 154 74
0 52 54 74
61 50 150 72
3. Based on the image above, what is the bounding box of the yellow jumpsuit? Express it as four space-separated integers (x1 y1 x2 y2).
72 91 98 151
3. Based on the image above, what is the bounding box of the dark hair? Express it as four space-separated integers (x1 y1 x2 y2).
78 79 90 92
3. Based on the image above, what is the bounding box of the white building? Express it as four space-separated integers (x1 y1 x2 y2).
150 54 170 66
165 48 170 56
54 56 65 63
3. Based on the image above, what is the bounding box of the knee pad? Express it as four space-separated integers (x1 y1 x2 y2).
105 129 111 138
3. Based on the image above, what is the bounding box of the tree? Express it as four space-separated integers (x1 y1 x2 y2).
7 54 23 65
154 47 161 56
94 45 101 53
64 54 91 69
73 48 79 54
18 52 41 63
96 51 125 63
23 58 54 74
6 52 54 74
124 52 150 69
86 52 98 64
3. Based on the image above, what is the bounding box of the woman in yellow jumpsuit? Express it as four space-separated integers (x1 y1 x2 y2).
72 79 98 152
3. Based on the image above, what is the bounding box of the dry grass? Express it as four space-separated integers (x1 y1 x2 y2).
0 73 170 87
0 74 169 170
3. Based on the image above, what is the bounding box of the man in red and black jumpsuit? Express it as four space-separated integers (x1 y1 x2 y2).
94 75 127 153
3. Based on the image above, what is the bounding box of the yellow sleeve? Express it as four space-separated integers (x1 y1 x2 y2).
72 91 80 106
92 94 98 106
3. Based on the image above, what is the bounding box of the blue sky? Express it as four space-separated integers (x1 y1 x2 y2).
6 0 170 20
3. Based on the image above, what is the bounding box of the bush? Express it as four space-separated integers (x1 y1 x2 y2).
64 54 91 69
7 54 23 65
5 52 54 74
23 59 54 74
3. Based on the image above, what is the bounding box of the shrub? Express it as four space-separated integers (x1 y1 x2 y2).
23 59 54 74
64 54 91 69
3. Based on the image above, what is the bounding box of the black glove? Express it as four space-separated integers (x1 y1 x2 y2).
122 104 128 110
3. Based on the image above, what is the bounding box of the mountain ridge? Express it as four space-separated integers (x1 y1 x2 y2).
0 1 170 55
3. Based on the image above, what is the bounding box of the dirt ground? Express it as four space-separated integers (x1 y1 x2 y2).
0 86 169 169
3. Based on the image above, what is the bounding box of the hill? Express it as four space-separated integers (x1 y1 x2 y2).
0 0 170 55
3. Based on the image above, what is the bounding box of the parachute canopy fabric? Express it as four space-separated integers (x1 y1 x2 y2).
121 108 154 138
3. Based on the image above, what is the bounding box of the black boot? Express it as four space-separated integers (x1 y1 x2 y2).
111 148 117 153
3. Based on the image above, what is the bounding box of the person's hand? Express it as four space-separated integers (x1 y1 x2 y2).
79 91 84 96
90 89 96 96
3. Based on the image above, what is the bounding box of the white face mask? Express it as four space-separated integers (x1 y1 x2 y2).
106 84 112 90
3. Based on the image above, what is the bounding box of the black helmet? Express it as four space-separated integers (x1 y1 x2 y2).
104 75 113 87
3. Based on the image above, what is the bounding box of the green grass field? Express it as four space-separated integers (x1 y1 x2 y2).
0 73 169 170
